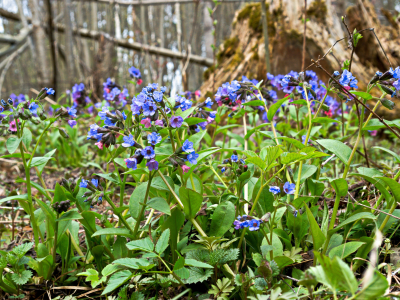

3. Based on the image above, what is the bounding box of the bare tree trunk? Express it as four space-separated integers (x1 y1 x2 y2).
115 3 123 77
140 1 150 83
63 0 75 87
260 0 271 73
175 2 184 90
157 5 164 87
91 1 98 67
77 1 91 76
27 0 51 88
44 0 57 95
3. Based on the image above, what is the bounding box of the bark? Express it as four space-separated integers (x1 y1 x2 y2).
27 0 51 88
63 0 75 86
45 0 58 94
77 1 91 75
140 1 151 83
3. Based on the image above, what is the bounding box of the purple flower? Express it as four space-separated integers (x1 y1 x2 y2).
141 118 151 128
125 157 137 170
143 101 157 116
146 159 159 171
393 67 400 79
122 134 137 147
129 66 141 78
283 182 296 194
155 120 164 127
182 139 194 153
269 186 280 195
233 220 241 230
393 80 400 91
147 132 162 145
170 116 183 128
68 120 77 128
142 146 155 159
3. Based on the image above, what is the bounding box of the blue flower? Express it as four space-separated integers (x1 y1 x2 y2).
267 73 274 80
68 120 77 128
248 219 261 231
146 159 159 171
80 179 88 188
122 134 137 147
231 154 238 162
221 167 226 173
239 159 246 164
170 116 183 128
129 66 141 78
45 88 55 95
87 124 103 141
339 69 358 89
205 97 213 108
376 71 383 77
98 106 109 120
68 107 77 118
393 80 400 91
269 186 280 195
104 117 116 126
143 101 157 116
283 182 296 194
148 132 162 145
125 157 137 169
153 91 163 102
394 67 400 79
161 86 167 93
29 103 39 114
91 179 98 188
280 75 292 88
302 135 309 145
187 151 199 164
182 139 194 153
333 71 340 77
142 146 155 159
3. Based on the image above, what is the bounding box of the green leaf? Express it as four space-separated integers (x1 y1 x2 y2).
260 146 283 170
129 183 149 221
57 210 82 221
328 242 365 259
147 197 171 215
22 128 32 147
6 137 22 154
242 99 265 106
92 228 134 239
372 146 400 163
294 164 318 184
95 173 120 185
151 176 175 192
375 177 400 202
0 194 28 205
78 268 106 288
246 156 266 169
354 270 388 299
102 270 132 295
330 178 348 197
305 205 326 251
185 117 207 126
113 258 153 269
185 267 213 284
126 237 154 252
185 259 213 269
175 106 196 120
316 139 352 164
329 212 377 233
31 149 57 173
11 270 32 285
267 96 290 121
350 91 372 100
273 256 294 268
208 201 235 237
155 229 170 254
276 137 305 149
312 117 342 124
161 208 185 263
179 187 203 218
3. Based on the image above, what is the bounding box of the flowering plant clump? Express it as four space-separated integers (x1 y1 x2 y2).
2 24 400 299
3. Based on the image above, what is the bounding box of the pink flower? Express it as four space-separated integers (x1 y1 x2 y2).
155 120 164 127
9 120 17 132
141 118 151 128
236 100 242 105
207 117 213 123
370 130 377 137
181 165 190 173
217 101 223 106
95 141 104 150
137 79 143 85
343 86 351 91
195 90 201 97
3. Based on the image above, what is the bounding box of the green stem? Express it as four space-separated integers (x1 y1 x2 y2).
103 194 135 235
328 193 341 230
53 214 59 268
210 165 228 188
28 120 55 167
131 172 154 239
373 169 400 210
313 92 329 118
294 88 312 199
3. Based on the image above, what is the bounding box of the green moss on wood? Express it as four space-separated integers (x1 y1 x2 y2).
307 0 327 24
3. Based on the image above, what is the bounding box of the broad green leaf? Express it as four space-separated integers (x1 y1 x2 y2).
273 256 294 268
129 183 149 221
57 210 82 221
22 128 32 147
0 194 28 204
242 99 265 106
276 137 305 149
312 117 341 124
92 228 134 239
6 137 22 154
372 146 400 163
33 149 57 173
147 197 171 215
185 117 207 126
267 95 290 121
208 201 235 237
151 176 175 192
330 178 348 197
350 91 372 100
155 229 170 254
317 139 352 164
294 164 318 184
329 212 377 233
102 270 132 295
185 259 213 269
175 106 196 120
354 270 388 299
161 208 185 263
126 237 154 252
113 258 153 269
260 146 283 170
328 242 365 259
350 173 391 202
246 156 266 169
305 206 326 251
376 176 400 202
179 187 203 218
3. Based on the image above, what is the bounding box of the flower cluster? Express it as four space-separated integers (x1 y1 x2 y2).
103 78 129 109
368 67 400 97
269 182 295 195
80 178 104 207
233 215 263 231
129 66 142 85
221 151 248 175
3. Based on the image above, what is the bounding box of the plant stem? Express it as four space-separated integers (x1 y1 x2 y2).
27 120 55 167
210 164 228 188
313 92 328 118
131 172 154 239
103 194 135 235
294 88 312 199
